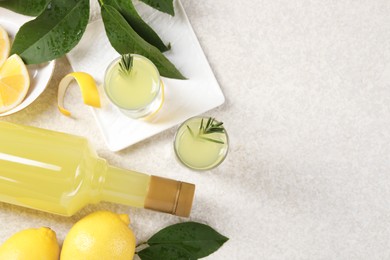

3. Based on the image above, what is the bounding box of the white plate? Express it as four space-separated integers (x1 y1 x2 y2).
67 0 225 151
0 8 55 117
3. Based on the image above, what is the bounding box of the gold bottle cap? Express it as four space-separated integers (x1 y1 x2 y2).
144 175 195 217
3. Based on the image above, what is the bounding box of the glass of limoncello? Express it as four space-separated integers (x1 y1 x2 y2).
174 117 229 171
104 54 163 119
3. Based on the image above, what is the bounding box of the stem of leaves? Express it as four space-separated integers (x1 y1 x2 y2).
135 241 149 254
186 117 225 144
119 54 134 75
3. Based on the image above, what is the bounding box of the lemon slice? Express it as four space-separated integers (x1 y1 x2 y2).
58 72 101 116
0 25 10 67
0 54 30 114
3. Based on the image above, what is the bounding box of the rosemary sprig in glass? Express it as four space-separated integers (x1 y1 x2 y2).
119 54 134 75
187 117 225 144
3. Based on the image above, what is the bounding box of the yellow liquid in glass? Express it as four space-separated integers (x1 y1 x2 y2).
174 117 229 170
104 55 160 110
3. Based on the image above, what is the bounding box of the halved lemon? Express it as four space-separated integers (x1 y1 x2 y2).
0 54 30 114
0 25 10 67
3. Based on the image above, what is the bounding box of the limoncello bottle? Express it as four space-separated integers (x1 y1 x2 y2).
0 121 195 217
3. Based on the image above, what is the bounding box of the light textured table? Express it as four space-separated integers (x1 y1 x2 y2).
2 0 390 259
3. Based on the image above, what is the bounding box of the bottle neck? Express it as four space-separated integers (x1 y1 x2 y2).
100 163 150 208
98 161 196 217
144 176 195 217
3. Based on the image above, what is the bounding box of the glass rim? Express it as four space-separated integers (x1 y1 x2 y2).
173 116 229 171
103 54 162 111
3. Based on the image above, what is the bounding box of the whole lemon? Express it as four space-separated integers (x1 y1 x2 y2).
0 227 60 260
60 211 136 260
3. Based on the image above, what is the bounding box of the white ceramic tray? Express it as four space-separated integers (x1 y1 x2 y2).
0 8 55 117
67 0 225 151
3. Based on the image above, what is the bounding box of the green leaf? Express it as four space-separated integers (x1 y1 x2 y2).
144 222 229 259
103 0 170 52
139 0 175 16
0 0 50 16
101 4 185 79
205 117 213 130
10 0 89 64
138 244 197 260
199 136 225 144
186 125 195 138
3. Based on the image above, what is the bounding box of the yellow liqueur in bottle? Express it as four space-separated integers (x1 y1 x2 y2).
174 117 229 171
0 121 195 217
104 54 163 118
